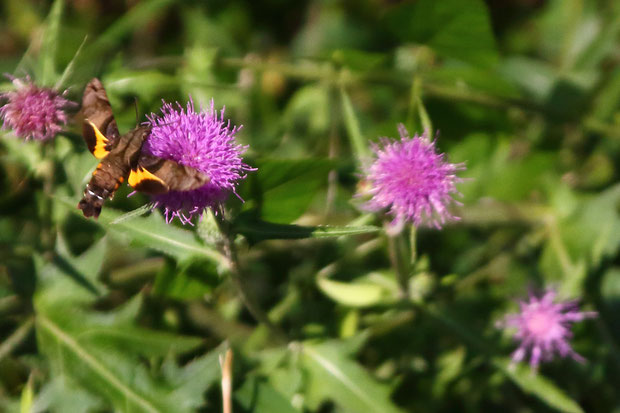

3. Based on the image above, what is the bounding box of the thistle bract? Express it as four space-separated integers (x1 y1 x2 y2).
144 98 254 224
0 76 74 141
499 289 597 369
361 124 464 229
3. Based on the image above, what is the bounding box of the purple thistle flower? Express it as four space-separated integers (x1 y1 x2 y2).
498 289 597 369
0 76 74 141
360 124 465 229
144 98 254 224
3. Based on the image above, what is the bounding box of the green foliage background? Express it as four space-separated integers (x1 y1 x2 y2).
1 0 619 412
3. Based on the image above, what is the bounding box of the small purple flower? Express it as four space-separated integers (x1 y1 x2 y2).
144 98 254 224
498 289 597 369
0 76 74 141
360 124 465 229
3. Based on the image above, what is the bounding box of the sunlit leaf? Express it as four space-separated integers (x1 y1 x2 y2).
317 276 396 308
300 341 404 413
493 358 585 413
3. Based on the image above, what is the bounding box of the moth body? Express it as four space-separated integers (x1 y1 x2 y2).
77 78 210 219
78 126 149 218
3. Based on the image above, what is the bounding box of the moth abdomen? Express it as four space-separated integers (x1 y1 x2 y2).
77 161 128 218
77 183 107 218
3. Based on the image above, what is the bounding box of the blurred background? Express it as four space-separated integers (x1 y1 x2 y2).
0 0 619 412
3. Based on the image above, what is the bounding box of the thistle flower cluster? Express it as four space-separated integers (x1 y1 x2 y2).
361 124 465 229
498 289 597 369
144 99 255 224
0 76 74 141
0 71 598 371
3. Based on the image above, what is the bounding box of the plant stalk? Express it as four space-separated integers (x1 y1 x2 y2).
216 210 287 342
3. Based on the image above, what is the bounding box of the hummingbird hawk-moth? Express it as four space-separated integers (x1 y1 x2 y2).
77 78 209 218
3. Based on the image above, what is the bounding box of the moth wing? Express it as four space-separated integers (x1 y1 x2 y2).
81 78 120 159
128 153 210 195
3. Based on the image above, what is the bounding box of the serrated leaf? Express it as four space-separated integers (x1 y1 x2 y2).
34 377 105 413
34 252 219 413
236 377 300 413
301 341 405 413
161 346 224 410
54 196 226 265
35 313 210 413
493 358 585 413
35 235 107 306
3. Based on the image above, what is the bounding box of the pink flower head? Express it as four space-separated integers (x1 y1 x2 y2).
0 76 74 141
361 124 465 229
499 289 597 369
144 98 255 224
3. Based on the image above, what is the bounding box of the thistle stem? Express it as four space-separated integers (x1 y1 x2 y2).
386 225 411 299
216 211 287 342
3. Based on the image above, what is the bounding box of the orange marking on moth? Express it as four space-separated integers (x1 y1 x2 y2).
87 121 110 159
128 167 165 188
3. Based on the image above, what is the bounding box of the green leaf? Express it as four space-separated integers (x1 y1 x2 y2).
160 346 224 410
35 313 218 413
35 377 105 413
109 204 153 225
55 36 88 90
493 358 585 413
20 376 33 413
104 70 178 103
300 341 405 413
35 235 108 307
340 87 370 161
152 259 216 301
1 137 44 175
331 49 387 73
34 242 221 412
87 0 177 57
423 305 586 413
385 0 498 67
236 377 300 413
233 216 379 244
239 159 336 223
317 276 396 308
540 184 620 295
54 196 226 265
39 0 64 85
284 85 330 136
